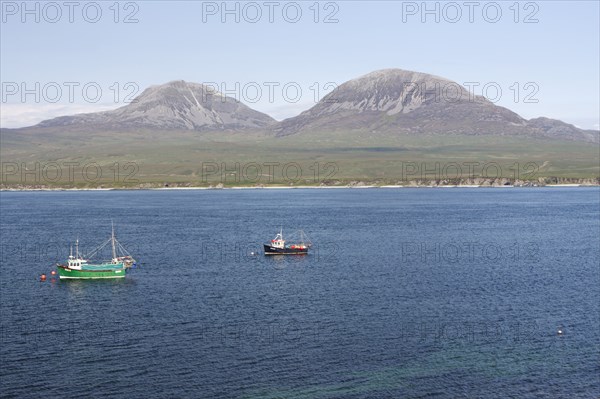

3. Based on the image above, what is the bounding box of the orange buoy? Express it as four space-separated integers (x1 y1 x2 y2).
51 270 57 276
40 274 47 281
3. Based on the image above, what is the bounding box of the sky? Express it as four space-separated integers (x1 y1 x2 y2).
1 0 599 129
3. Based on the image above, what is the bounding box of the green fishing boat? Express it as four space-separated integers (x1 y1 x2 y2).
57 224 136 280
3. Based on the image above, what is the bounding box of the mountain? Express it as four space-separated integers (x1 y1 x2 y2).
3 71 598 144
525 117 599 143
273 69 599 143
2 71 598 186
34 80 275 131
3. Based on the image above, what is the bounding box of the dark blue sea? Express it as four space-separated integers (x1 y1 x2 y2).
1 188 599 398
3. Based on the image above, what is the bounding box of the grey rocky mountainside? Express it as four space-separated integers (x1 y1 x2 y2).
273 69 599 143
8 70 599 143
35 80 275 131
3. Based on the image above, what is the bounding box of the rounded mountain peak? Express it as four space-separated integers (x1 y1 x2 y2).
348 68 452 87
315 68 473 117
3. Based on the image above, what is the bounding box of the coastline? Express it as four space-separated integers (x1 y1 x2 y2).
1 184 598 192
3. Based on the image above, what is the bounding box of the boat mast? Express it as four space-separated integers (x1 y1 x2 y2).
111 221 117 260
75 238 79 258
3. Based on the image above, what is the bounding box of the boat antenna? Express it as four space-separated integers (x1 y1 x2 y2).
111 220 117 260
70 243 73 258
75 236 79 258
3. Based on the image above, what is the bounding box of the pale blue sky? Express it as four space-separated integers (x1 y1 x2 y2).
1 1 599 129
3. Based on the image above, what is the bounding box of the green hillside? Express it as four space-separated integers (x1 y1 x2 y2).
1 129 598 188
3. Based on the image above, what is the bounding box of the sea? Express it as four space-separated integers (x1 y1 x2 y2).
0 188 598 398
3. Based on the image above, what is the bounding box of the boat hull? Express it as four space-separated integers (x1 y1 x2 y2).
57 265 127 279
263 244 309 255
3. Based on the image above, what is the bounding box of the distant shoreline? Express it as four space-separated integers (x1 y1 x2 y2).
1 184 598 192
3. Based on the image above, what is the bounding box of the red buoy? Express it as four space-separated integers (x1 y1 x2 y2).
40 274 47 281
51 270 57 276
